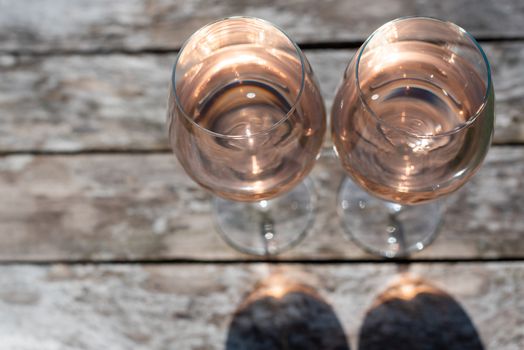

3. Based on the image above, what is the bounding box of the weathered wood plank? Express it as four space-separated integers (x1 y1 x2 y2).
0 262 522 349
0 42 523 152
0 146 522 261
0 53 172 152
1 0 523 53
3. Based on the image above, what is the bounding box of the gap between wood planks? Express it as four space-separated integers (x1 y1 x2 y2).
1 36 524 57
0 143 521 157
1 257 524 266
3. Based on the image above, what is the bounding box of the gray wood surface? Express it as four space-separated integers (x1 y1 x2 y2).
1 1 523 348
1 0 523 53
0 262 522 349
1 146 521 261
1 43 523 153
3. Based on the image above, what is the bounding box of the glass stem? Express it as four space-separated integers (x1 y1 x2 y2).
258 208 275 256
387 206 407 256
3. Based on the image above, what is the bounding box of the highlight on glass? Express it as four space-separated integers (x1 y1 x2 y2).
331 17 494 257
168 17 326 256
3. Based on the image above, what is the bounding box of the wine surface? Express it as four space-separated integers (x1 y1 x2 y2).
332 42 493 204
171 45 326 201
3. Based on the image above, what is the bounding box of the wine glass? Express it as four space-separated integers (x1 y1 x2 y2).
331 17 494 257
168 17 326 256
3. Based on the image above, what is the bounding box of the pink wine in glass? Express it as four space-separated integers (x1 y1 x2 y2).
331 17 494 257
170 45 325 202
334 41 493 205
168 17 326 255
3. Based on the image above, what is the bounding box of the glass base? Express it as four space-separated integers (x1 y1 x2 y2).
338 178 443 258
213 179 315 256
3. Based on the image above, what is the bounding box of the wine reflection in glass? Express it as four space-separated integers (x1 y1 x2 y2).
331 17 494 257
168 17 326 256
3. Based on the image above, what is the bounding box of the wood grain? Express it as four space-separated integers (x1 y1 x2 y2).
1 3 521 348
1 43 523 153
0 262 522 349
1 0 523 53
0 146 522 261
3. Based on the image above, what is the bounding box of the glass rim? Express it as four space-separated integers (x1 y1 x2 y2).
171 16 306 140
355 16 492 139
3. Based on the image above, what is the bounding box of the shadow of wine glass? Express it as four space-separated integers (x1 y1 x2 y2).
225 275 350 350
358 276 484 350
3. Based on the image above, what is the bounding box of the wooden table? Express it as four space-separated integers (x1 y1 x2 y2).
0 1 523 349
